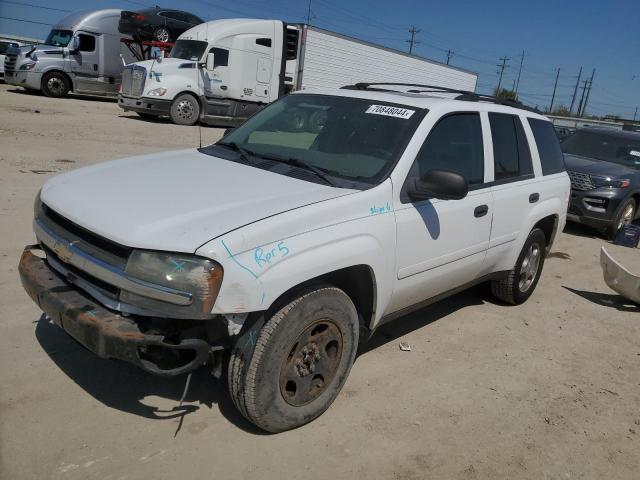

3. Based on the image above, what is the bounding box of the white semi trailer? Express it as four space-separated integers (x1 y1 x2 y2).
118 19 478 126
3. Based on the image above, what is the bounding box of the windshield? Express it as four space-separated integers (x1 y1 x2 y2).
562 130 640 169
44 29 73 47
169 40 207 61
201 94 424 188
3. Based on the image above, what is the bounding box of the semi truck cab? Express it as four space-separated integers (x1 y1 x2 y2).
118 19 296 126
4 9 138 98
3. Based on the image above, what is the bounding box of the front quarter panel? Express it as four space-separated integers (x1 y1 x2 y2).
196 180 397 327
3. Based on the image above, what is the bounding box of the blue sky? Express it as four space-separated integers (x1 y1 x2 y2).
1 0 638 119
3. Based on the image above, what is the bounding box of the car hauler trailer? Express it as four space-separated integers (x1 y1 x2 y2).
4 9 140 98
118 19 478 126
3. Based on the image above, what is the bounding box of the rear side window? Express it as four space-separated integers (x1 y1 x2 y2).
78 34 95 52
489 113 533 180
528 118 565 175
414 113 484 186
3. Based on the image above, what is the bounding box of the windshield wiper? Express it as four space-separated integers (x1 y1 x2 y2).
216 141 256 164
257 154 338 187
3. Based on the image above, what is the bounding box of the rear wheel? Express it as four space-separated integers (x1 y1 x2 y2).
170 93 200 126
228 286 359 432
41 72 70 98
607 198 636 239
491 228 547 305
154 27 171 43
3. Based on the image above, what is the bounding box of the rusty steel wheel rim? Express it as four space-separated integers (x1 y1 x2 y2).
279 320 344 407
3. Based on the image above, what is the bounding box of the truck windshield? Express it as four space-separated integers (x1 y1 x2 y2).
44 29 73 47
562 130 640 169
203 94 425 188
169 40 208 61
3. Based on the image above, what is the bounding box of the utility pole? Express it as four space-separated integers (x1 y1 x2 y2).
445 49 453 65
306 0 312 24
549 68 560 113
496 56 509 92
406 26 421 54
514 50 525 94
569 66 583 114
581 68 596 117
634 106 638 122
576 79 589 117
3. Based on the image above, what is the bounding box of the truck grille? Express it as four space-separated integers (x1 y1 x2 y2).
121 65 146 97
37 203 132 304
567 171 595 191
4 52 17 73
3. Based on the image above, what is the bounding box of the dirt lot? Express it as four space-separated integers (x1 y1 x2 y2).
0 83 638 480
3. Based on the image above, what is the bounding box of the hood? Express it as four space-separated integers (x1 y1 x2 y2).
563 153 638 178
40 149 355 253
133 57 198 72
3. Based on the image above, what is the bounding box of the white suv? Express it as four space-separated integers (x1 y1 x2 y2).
19 83 570 432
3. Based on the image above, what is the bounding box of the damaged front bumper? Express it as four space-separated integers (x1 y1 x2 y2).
19 246 218 376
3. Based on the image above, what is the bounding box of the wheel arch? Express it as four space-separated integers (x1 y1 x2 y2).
265 264 377 338
532 214 559 254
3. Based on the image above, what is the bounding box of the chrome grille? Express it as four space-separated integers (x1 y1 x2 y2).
121 65 146 97
4 52 17 73
567 171 595 191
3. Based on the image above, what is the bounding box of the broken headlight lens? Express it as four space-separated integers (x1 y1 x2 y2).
122 251 223 319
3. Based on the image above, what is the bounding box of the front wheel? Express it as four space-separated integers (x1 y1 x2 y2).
169 93 200 126
228 286 359 432
42 72 70 98
607 198 636 240
491 228 547 305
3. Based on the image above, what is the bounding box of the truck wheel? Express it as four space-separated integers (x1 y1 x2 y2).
170 94 200 126
228 286 359 432
154 27 171 43
42 72 70 98
607 198 636 240
491 228 546 305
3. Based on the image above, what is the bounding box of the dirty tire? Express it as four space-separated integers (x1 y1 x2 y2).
41 71 70 98
607 198 636 240
170 93 200 126
491 228 546 305
228 286 359 433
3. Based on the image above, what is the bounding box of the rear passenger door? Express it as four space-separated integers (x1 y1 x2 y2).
485 112 537 260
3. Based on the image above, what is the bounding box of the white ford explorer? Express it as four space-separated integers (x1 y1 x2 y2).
19 83 570 432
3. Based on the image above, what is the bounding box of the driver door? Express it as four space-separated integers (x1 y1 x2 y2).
69 32 103 93
203 47 230 98
390 112 493 311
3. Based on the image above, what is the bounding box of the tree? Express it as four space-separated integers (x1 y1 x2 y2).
493 87 518 102
552 105 571 117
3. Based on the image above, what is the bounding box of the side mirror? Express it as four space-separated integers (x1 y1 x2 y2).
68 35 80 52
408 169 468 201
206 52 215 70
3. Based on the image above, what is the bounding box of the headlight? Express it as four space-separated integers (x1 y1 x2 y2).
122 250 223 319
147 87 167 97
20 62 37 71
591 176 630 189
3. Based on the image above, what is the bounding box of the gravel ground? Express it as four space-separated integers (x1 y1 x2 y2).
0 83 638 480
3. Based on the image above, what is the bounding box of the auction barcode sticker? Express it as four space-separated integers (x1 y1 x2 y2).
365 105 415 119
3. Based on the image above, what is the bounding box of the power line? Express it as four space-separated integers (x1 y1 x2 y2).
406 26 421 54
0 16 53 26
1 1 70 12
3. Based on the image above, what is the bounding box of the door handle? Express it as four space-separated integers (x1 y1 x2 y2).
474 205 489 218
529 193 540 203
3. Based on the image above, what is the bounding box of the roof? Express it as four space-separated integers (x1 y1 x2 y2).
293 85 550 120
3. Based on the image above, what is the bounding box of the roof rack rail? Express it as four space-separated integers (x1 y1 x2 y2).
341 82 542 114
